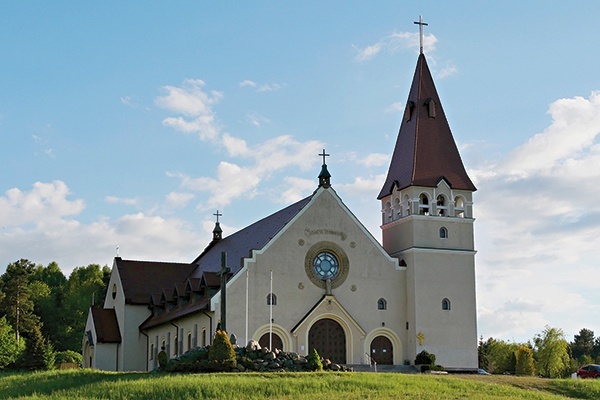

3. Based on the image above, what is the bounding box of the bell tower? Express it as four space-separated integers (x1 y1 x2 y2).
378 27 478 370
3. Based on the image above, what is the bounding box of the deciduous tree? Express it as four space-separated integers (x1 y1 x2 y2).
534 326 571 378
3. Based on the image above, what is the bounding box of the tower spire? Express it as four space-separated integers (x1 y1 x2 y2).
212 210 223 241
414 15 428 54
318 149 331 188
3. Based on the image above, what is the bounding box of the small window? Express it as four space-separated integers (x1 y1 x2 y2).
439 227 448 239
436 195 447 216
112 283 117 300
426 98 436 118
442 298 451 311
187 332 192 351
267 293 277 306
404 101 415 121
419 193 430 215
201 329 207 347
173 335 178 356
150 343 154 360
377 298 387 310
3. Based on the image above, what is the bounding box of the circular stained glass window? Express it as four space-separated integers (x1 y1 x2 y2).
313 252 339 280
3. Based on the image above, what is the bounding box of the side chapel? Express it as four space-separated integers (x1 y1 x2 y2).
83 34 478 372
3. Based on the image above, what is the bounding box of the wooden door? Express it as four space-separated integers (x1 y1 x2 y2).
308 318 346 364
370 335 393 365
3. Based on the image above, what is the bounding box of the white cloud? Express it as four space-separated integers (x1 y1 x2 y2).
474 91 600 341
0 181 201 274
240 79 284 92
280 177 315 204
246 113 271 128
155 79 223 141
437 63 458 79
165 192 194 209
354 31 437 62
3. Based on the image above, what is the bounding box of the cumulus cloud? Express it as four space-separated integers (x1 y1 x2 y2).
155 79 223 141
170 135 323 210
354 31 437 62
473 91 600 341
0 181 201 274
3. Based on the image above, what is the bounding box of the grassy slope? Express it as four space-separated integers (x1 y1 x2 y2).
0 370 599 399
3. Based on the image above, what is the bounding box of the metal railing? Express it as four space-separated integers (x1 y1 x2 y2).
365 353 377 373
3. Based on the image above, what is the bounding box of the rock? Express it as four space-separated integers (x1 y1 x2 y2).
265 352 276 361
261 346 269 354
246 340 260 352
268 361 280 369
237 364 246 372
230 334 237 345
331 363 341 371
294 357 308 364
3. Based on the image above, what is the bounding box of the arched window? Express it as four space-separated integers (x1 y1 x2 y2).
112 283 117 300
267 293 277 306
454 196 465 218
419 193 430 215
150 343 154 360
384 201 392 223
436 195 447 216
201 329 207 347
377 298 387 310
439 227 448 239
394 198 401 220
403 194 411 216
187 332 192 351
442 298 451 311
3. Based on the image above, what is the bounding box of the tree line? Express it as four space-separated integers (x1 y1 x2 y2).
479 326 600 378
0 259 110 370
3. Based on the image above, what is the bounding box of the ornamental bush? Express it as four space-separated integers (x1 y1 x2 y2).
208 330 236 371
306 348 323 371
415 350 436 366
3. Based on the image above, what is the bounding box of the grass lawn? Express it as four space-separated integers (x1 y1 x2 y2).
0 370 599 399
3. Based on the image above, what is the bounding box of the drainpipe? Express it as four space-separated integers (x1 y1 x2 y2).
116 343 120 371
170 322 179 356
140 330 149 372
202 311 213 345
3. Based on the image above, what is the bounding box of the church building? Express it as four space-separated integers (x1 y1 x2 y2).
83 46 478 372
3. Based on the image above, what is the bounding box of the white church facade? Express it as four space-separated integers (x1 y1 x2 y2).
83 51 479 372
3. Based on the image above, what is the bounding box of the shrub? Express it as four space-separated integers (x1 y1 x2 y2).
306 348 323 371
208 330 236 371
415 350 436 366
55 350 82 365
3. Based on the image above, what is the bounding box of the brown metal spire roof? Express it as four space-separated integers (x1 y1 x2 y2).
378 53 476 199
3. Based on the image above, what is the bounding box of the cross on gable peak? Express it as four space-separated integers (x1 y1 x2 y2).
213 210 222 223
318 149 330 165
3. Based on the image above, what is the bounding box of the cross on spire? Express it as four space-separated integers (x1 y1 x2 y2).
319 149 330 165
213 210 222 223
414 15 428 54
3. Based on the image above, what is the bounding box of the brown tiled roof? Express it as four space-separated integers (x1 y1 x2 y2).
140 298 210 330
91 307 121 343
190 195 313 278
378 53 476 199
115 258 197 305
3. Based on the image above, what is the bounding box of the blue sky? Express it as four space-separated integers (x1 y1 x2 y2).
2 2 600 343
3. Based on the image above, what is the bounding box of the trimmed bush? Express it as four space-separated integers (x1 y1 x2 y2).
415 350 436 366
306 348 323 371
208 330 236 371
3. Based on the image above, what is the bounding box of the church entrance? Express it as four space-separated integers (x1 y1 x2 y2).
308 318 346 364
370 336 393 365
259 332 283 351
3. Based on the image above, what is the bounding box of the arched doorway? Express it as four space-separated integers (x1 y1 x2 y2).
370 336 393 365
259 332 283 351
309 318 346 364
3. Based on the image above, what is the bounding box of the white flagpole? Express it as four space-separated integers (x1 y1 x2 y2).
245 268 249 345
269 269 273 350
